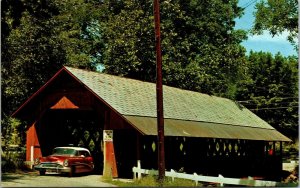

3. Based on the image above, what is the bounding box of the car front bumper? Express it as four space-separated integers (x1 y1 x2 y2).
34 163 71 173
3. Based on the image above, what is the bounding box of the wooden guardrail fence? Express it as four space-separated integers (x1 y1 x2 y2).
132 166 284 187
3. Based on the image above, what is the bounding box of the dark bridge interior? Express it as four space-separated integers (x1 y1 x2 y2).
36 109 104 173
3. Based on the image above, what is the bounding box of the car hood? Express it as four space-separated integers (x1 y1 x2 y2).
40 155 70 163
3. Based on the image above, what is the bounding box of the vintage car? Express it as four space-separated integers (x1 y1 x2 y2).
34 147 94 176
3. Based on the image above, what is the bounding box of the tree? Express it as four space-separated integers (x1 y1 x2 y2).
1 0 105 148
1 0 104 116
252 0 298 47
236 51 298 139
101 0 248 97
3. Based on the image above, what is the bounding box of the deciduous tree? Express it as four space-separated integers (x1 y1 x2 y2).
1 0 104 116
101 0 248 97
252 0 298 47
236 51 298 139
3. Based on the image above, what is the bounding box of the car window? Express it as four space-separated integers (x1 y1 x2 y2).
77 150 91 157
84 151 91 157
52 148 76 156
78 150 85 156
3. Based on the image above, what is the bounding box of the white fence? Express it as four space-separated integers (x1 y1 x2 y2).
132 166 283 187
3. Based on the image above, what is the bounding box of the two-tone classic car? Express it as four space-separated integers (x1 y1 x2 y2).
34 147 94 176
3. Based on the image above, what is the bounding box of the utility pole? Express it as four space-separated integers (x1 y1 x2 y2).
153 0 165 182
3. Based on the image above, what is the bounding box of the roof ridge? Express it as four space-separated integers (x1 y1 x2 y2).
64 66 232 102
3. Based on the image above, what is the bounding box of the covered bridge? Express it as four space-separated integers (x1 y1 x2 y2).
13 66 290 180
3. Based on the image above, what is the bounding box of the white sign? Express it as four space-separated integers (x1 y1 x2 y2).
103 130 113 141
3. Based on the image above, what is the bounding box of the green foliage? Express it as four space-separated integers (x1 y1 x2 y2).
1 0 104 116
252 0 298 47
1 116 23 147
1 116 27 172
1 148 27 173
101 0 248 97
101 0 155 81
236 51 298 138
283 141 299 162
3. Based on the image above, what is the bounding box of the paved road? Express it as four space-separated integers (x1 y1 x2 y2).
1 172 117 187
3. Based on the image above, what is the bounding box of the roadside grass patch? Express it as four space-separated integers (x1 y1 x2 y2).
103 175 199 187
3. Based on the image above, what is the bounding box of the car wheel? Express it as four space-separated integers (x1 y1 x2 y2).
39 170 46 176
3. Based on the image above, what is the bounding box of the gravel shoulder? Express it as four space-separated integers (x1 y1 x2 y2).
1 171 117 187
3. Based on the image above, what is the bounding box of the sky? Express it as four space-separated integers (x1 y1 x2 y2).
235 0 297 57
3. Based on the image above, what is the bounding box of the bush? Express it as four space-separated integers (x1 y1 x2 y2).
1 145 27 172
1 157 17 172
283 142 299 162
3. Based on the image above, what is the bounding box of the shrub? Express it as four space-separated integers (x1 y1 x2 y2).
1 145 27 172
1 156 17 172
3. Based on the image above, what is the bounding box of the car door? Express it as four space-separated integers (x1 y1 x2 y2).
82 151 94 172
73 150 87 173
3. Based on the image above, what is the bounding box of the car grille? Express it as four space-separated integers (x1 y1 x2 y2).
41 163 63 168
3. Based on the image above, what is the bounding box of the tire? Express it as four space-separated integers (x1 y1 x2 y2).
39 170 46 176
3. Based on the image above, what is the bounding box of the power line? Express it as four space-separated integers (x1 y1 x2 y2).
241 0 258 9
249 106 298 111
237 97 298 103
241 101 298 104
241 102 298 108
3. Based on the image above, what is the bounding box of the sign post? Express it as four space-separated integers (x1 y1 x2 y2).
103 130 118 178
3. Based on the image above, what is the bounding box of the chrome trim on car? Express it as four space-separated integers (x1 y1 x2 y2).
34 162 71 173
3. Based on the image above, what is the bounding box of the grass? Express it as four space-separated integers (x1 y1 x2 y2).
104 176 300 187
102 175 201 187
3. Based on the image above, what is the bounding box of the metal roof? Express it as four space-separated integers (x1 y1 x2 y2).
40 67 290 141
124 116 291 141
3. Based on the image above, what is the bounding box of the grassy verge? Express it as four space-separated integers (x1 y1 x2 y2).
102 175 201 187
103 175 299 187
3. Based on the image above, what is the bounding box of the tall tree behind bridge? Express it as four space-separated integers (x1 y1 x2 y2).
252 0 298 49
1 0 104 116
236 51 298 139
101 0 248 97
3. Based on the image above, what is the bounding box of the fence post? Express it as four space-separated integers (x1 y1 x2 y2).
218 174 224 187
193 173 198 186
133 167 136 179
170 169 175 182
137 160 142 179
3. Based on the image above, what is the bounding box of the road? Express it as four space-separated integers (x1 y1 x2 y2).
1 172 117 187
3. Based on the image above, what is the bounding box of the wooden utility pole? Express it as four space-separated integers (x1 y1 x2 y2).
153 0 165 182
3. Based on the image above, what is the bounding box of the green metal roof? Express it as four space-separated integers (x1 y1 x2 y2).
124 116 290 141
65 66 273 130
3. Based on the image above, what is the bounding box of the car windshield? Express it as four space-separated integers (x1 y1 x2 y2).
52 148 76 156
